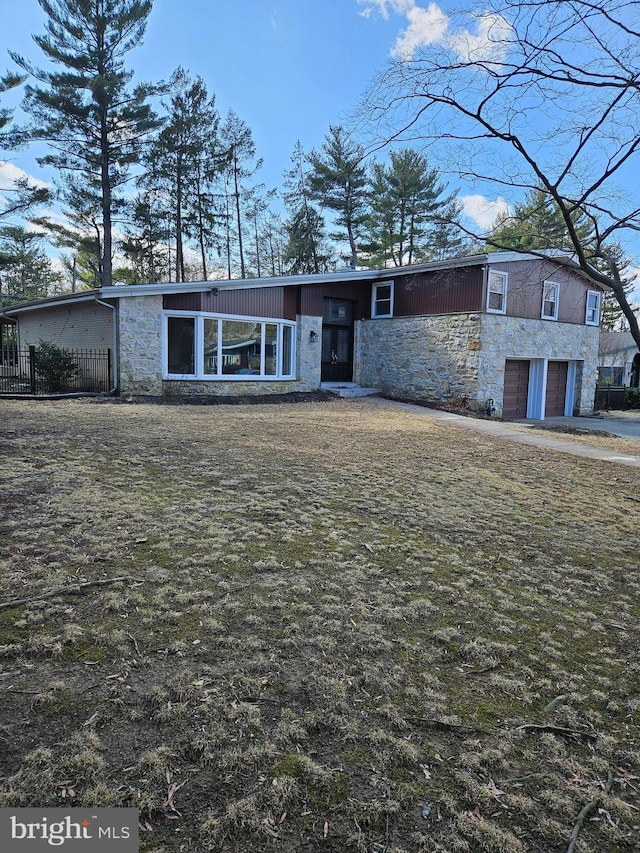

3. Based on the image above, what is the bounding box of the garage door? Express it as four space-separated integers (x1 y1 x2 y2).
503 359 530 419
545 361 568 416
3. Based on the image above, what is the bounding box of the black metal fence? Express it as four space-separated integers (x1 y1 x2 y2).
594 383 626 411
0 346 112 395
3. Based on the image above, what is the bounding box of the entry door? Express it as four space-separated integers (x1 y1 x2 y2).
321 298 354 382
503 359 530 419
545 361 569 416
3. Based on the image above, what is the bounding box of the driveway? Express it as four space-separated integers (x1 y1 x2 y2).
361 397 640 468
535 412 640 441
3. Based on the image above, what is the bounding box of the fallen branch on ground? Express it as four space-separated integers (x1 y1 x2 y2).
0 576 144 611
517 723 598 741
567 770 614 853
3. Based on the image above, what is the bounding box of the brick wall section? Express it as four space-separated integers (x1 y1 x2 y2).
356 312 599 415
117 292 323 396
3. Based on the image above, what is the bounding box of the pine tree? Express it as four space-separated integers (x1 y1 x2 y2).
283 141 331 274
141 69 223 282
220 110 262 279
364 149 458 267
307 126 368 269
11 0 162 287
0 225 61 305
489 188 592 253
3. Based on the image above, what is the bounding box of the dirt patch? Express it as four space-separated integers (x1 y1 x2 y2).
0 399 638 852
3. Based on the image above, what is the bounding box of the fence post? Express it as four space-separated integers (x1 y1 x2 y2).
29 345 36 395
107 348 112 391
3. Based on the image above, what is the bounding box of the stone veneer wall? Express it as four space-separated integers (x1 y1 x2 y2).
355 312 600 415
477 314 599 415
355 314 483 406
117 293 323 396
118 295 164 395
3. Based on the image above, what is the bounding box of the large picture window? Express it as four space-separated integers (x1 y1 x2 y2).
165 313 296 380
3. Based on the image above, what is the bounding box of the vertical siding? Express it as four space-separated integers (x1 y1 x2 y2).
18 302 114 350
393 267 485 316
495 259 602 324
164 287 289 318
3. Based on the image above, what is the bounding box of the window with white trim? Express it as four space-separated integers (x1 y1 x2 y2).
541 281 559 320
372 282 394 318
486 270 507 313
164 312 296 379
585 290 601 326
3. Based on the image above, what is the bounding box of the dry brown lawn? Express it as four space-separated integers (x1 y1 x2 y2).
0 398 638 853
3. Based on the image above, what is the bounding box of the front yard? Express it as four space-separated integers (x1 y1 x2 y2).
0 398 638 852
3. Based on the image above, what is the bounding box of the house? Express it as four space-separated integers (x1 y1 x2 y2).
598 330 640 387
0 251 605 419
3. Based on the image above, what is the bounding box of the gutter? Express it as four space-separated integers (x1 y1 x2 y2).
94 296 118 395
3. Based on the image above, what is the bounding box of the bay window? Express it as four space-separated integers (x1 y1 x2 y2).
165 313 296 379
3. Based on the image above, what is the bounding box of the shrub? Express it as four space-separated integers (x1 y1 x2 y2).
624 386 640 410
34 340 78 392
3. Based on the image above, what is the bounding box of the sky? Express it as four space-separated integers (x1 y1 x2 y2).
0 0 637 285
0 0 509 234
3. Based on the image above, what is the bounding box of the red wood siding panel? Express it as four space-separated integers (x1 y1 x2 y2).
503 359 530 419
164 287 288 318
300 284 323 316
545 361 568 416
393 267 485 316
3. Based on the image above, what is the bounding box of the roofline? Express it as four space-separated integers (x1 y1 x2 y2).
2 250 594 315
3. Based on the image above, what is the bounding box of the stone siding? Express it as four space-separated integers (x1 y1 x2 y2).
118 295 164 395
356 312 599 416
355 314 483 406
117 293 322 396
478 314 599 415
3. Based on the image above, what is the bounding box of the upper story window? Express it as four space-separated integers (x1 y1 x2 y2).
585 290 601 326
486 270 507 314
165 312 296 380
372 282 394 318
542 281 559 320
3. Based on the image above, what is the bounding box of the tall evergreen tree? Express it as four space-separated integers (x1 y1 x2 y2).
307 126 368 269
141 69 222 282
220 110 262 279
283 141 331 274
11 0 161 287
489 188 592 253
0 225 61 305
364 149 459 267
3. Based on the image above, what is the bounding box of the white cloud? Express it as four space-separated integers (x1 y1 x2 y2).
0 160 49 190
360 1 512 64
448 12 513 63
391 3 449 60
460 194 510 231
358 0 416 20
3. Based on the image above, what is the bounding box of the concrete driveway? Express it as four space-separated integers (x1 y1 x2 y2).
361 397 640 467
524 412 640 441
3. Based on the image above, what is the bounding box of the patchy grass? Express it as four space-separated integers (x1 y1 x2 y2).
0 397 639 853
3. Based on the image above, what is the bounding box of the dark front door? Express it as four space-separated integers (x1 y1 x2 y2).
321 298 354 382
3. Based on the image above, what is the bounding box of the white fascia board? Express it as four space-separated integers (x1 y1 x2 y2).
2 292 101 316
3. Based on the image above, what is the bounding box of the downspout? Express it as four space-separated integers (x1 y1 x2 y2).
95 296 118 395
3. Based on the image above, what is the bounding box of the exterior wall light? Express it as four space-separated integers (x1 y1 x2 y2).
309 330 318 343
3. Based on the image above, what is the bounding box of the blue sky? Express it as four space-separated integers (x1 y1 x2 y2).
0 0 508 232
0 0 638 282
